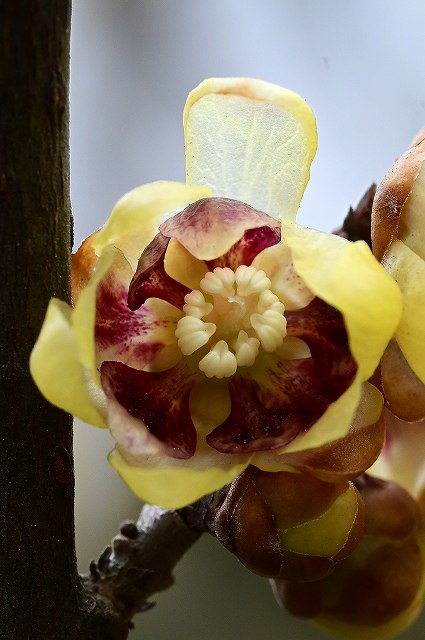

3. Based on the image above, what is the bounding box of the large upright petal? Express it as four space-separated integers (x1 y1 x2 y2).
184 78 317 220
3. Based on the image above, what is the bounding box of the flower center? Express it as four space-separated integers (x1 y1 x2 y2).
175 266 287 378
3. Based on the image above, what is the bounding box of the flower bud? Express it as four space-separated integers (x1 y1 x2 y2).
276 475 425 639
212 466 364 582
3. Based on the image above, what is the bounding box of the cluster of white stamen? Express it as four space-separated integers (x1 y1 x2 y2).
175 265 287 378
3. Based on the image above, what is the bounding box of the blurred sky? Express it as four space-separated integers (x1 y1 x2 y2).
70 2 425 638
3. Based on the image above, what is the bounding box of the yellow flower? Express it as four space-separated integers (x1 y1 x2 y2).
372 130 425 421
30 78 402 508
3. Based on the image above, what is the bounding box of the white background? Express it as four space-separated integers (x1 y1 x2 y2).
71 2 425 638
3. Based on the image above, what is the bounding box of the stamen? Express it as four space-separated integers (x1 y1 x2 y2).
256 289 281 313
183 290 213 318
200 267 235 296
233 330 260 367
175 316 216 355
199 341 238 379
250 309 287 352
235 265 271 296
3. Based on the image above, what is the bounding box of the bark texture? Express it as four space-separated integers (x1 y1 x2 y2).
0 2 78 638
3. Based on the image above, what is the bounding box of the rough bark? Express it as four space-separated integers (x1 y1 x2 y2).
0 1 79 638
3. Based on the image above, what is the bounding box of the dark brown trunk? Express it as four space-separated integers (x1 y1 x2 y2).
0 3 126 638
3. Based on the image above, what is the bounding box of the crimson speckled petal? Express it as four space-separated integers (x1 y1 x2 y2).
160 198 280 261
95 268 179 370
101 361 197 459
286 297 357 383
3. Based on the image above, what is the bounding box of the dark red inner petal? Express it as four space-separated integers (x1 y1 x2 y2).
207 298 357 454
101 361 197 460
207 225 281 271
206 375 319 454
128 233 190 311
286 297 356 386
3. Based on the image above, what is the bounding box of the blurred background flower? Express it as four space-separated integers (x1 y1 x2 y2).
71 1 425 638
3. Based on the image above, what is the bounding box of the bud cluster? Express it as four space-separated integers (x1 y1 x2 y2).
211 466 364 582
209 467 425 636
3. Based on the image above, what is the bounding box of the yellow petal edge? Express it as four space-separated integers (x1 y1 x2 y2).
109 448 248 509
29 298 106 427
280 222 401 453
92 181 211 269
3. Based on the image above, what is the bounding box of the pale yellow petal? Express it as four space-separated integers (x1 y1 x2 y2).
108 447 248 509
252 240 315 310
29 299 106 427
282 221 403 378
382 239 425 383
164 238 208 289
92 181 211 269
184 77 317 220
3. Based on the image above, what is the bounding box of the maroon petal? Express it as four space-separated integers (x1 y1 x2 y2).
128 233 190 311
206 374 318 454
207 225 281 271
286 297 357 387
160 197 280 261
101 361 197 459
